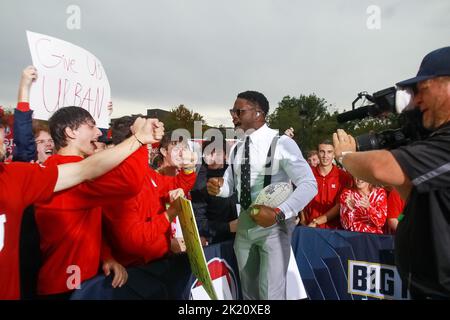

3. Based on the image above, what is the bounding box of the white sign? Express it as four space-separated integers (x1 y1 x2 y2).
27 31 111 128
286 247 308 300
348 260 410 299
191 276 233 300
0 214 6 252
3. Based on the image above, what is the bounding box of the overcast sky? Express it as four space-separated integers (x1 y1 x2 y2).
0 0 449 127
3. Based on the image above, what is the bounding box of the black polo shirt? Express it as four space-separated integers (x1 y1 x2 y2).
390 122 450 298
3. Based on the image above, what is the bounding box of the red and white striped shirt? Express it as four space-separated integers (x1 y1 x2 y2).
339 187 387 234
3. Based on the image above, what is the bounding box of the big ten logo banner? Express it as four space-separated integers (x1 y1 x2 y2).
27 31 111 128
348 260 410 300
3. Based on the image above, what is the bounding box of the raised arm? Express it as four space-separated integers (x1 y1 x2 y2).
13 66 37 162
54 118 164 192
333 129 412 199
17 66 36 103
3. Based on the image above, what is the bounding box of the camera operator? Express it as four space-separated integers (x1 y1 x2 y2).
333 46 450 299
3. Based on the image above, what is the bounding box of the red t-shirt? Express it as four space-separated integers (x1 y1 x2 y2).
35 147 147 295
339 187 387 234
102 168 196 267
0 162 58 299
387 189 405 220
384 189 405 234
304 165 352 229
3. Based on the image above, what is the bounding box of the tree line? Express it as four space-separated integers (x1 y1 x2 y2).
163 94 401 155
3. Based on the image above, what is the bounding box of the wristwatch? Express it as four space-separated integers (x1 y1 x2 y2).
274 208 286 225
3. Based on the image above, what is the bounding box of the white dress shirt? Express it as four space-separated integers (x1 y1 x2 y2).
218 124 317 220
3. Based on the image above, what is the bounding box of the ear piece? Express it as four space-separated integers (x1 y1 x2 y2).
256 112 260 116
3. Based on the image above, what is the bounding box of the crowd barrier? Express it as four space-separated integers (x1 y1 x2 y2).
71 226 409 300
291 227 408 300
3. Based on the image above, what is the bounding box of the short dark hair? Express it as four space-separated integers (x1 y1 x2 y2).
49 106 95 150
110 115 143 145
318 139 333 148
237 91 269 115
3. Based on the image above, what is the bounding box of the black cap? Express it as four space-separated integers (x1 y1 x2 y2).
396 46 450 88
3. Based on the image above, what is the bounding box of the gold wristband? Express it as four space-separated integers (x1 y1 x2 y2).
183 168 195 175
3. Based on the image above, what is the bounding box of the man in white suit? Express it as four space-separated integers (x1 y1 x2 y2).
207 91 317 300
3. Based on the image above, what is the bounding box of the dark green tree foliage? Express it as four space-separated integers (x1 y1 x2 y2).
164 104 207 136
159 96 400 152
268 94 333 153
